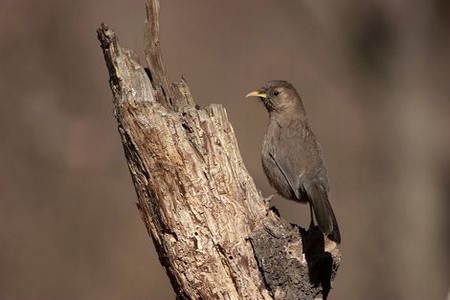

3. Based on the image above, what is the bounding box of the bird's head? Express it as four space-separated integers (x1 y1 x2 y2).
246 80 304 114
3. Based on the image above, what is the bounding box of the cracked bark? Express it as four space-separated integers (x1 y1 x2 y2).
97 1 341 299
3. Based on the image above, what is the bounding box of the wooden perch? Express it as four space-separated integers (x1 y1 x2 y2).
97 1 340 299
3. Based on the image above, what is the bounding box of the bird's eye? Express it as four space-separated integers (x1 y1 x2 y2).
273 90 280 96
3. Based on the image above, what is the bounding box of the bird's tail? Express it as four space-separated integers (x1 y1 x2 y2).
306 182 341 244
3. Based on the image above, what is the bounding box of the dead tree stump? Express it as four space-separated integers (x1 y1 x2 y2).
97 1 340 299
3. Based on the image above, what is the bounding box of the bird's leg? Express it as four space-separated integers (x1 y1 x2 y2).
309 202 315 229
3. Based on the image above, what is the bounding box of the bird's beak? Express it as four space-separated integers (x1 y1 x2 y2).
246 90 267 99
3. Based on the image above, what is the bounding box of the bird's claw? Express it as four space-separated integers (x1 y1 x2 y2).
263 193 277 206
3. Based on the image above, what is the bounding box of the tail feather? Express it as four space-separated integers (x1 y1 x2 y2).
305 182 341 243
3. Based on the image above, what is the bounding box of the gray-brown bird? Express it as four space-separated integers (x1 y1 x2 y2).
247 80 341 243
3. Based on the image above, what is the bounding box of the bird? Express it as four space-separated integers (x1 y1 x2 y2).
246 80 341 243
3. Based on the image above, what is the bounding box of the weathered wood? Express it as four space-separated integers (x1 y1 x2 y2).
97 1 340 299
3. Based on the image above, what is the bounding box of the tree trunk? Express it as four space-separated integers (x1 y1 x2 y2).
96 1 340 299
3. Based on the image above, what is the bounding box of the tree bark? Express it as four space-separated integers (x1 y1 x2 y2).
97 1 340 299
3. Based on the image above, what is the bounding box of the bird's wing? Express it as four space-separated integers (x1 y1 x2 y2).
272 121 327 192
268 151 302 199
270 144 340 242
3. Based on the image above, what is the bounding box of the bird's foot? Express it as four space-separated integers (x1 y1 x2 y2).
263 193 277 206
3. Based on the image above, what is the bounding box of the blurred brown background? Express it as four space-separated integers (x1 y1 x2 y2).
1 0 449 299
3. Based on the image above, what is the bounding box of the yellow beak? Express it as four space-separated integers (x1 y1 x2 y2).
246 90 267 99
